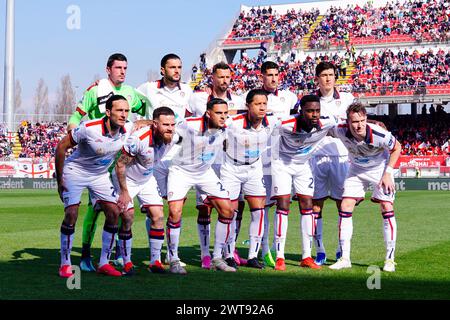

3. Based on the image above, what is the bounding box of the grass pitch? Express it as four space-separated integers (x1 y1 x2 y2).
0 189 449 300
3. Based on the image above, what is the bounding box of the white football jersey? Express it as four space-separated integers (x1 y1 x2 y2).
266 89 298 118
330 122 397 169
274 114 338 164
66 118 133 174
171 116 226 173
225 113 280 165
136 79 192 120
121 126 173 184
314 89 355 157
188 90 245 116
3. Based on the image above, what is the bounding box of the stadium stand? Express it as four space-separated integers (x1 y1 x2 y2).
16 121 67 160
309 0 450 49
224 6 320 48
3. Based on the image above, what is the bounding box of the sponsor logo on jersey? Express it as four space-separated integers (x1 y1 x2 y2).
129 143 137 154
199 152 215 161
245 150 260 158
295 145 312 155
354 157 370 164
95 159 111 166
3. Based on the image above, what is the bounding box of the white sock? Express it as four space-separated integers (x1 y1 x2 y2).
382 211 397 261
261 206 271 256
213 216 233 259
118 229 132 264
273 209 289 259
197 216 211 259
314 211 326 254
248 208 265 259
100 225 118 267
338 211 353 260
166 219 181 262
60 223 75 266
149 227 164 263
301 208 315 259
224 210 238 259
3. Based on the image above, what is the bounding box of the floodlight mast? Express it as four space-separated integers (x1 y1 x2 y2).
3 0 15 130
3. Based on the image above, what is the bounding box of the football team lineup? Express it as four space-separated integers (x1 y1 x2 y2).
50 54 404 280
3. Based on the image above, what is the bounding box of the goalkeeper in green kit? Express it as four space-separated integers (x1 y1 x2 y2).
67 53 150 272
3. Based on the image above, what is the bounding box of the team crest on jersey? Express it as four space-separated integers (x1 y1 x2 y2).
229 103 234 109
168 192 173 198
244 138 250 147
127 95 132 101
96 148 105 155
129 143 137 154
209 135 216 144
336 100 341 106
280 97 285 103
180 92 185 97
274 187 278 193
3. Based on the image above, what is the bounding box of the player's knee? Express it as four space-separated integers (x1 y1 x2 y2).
168 205 183 221
121 209 135 226
218 203 234 218
298 196 313 210
276 197 290 211
380 201 394 213
64 206 79 225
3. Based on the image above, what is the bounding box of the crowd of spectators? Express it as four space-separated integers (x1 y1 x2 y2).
310 0 450 49
0 133 13 159
351 48 450 94
226 1 450 51
229 6 319 47
195 51 352 96
372 109 450 155
17 121 67 160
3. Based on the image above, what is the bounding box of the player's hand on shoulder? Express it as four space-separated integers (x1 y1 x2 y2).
133 119 153 132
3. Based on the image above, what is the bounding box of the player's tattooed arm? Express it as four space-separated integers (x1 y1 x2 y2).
133 119 154 132
116 152 133 211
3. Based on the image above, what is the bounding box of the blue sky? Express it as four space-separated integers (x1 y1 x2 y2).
0 0 317 113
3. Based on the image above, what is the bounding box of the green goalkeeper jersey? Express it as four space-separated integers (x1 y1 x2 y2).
68 82 150 127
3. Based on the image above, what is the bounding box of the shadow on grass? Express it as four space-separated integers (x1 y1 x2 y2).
2 244 450 300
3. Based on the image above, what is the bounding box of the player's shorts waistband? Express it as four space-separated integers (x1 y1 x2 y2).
226 154 259 166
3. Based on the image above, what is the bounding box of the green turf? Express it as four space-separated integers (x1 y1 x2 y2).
0 189 449 300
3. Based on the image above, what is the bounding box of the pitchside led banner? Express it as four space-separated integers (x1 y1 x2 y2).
1 177 450 191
